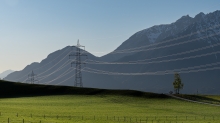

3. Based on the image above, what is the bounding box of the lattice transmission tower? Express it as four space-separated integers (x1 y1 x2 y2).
26 70 38 84
69 40 87 87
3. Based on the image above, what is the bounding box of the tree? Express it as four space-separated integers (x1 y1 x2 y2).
173 73 183 94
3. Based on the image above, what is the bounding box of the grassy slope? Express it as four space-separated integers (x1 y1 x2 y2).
205 95 220 101
0 80 220 123
174 94 220 105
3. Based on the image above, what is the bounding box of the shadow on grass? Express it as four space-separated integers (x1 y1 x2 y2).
0 80 168 99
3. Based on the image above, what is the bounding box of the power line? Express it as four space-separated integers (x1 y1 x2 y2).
69 40 87 87
87 41 220 64
84 51 220 65
110 31 220 54
15 47 72 81
35 47 72 71
55 67 86 85
37 59 74 81
44 61 220 85
45 67 75 85
11 24 220 85
26 70 38 84
109 24 220 54
37 51 74 77
82 61 220 75
13 24 220 81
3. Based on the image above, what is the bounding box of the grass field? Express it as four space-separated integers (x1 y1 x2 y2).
0 80 220 123
205 95 220 101
0 95 220 123
174 94 220 105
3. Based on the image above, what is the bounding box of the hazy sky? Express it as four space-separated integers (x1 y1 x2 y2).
0 0 220 73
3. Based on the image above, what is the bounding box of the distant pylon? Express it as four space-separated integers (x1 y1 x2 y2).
69 40 87 87
26 70 38 84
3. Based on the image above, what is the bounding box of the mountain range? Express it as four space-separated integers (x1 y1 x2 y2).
5 10 220 94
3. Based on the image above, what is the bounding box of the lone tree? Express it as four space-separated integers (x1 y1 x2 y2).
173 73 183 94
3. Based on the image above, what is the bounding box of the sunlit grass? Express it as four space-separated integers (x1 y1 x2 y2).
0 95 220 123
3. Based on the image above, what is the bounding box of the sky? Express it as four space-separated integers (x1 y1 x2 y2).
0 0 220 73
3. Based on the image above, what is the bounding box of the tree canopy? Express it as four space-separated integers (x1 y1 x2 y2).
173 73 183 94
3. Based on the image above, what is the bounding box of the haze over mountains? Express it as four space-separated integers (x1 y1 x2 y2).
0 70 14 79
5 10 220 94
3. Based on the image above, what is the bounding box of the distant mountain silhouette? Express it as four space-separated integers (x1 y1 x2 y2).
5 10 220 94
0 70 14 79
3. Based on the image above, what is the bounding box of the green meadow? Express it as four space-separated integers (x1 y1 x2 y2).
0 81 220 123
0 95 220 123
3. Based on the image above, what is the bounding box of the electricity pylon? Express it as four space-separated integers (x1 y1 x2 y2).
69 40 87 87
26 70 38 84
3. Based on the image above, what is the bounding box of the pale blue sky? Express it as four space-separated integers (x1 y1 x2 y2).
0 0 220 73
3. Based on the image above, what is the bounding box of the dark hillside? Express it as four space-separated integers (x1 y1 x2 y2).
0 80 167 98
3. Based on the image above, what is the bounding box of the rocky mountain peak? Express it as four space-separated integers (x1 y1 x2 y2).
194 12 206 22
175 14 193 23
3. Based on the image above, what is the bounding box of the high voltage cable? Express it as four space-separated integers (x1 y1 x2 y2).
176 66 220 74
40 50 87 84
35 47 71 71
110 32 220 54
12 24 220 83
14 47 71 81
38 58 76 79
55 68 86 85
22 56 74 83
84 51 220 65
35 51 87 81
44 67 75 85
87 41 220 64
22 78 28 83
37 50 74 77
82 66 220 75
55 73 75 85
47 68 74 84
81 32 220 68
20 31 218 81
109 24 220 54
160 62 220 72
82 61 220 75
41 47 220 84
35 32 220 80
37 59 74 81
37 59 71 79
38 58 80 83
13 24 220 81
17 48 86 83
42 44 88 85
18 51 220 85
